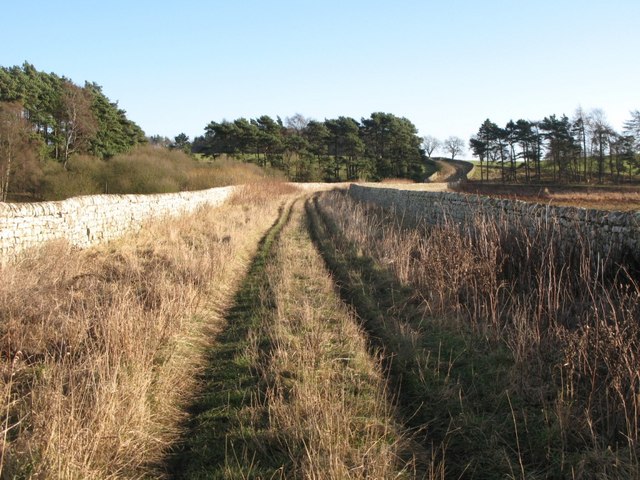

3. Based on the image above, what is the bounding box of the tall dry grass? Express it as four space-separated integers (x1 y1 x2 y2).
184 155 285 191
229 180 301 206
0 185 291 478
317 190 640 476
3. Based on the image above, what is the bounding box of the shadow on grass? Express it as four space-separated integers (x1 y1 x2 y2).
305 194 545 479
168 203 294 480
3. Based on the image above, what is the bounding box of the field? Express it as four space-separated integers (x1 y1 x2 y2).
455 182 640 211
1 183 639 479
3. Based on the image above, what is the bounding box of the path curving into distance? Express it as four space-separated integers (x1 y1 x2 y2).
169 193 422 479
429 158 475 183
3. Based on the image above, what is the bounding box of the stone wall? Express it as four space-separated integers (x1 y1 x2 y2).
0 186 235 263
348 184 640 264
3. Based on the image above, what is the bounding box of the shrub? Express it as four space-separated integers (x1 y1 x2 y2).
35 147 285 200
40 158 103 200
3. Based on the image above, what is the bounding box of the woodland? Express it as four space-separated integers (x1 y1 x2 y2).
1 63 640 202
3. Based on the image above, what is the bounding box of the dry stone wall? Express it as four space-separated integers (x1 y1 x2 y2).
348 184 640 264
0 187 235 263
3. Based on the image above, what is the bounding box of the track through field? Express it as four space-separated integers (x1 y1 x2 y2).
171 194 418 479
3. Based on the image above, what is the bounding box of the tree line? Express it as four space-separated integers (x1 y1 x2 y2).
0 63 146 200
469 109 640 184
192 112 428 182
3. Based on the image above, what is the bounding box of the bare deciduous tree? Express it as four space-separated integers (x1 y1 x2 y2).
0 102 33 201
586 109 614 183
57 82 97 168
285 113 310 134
421 135 440 159
443 136 465 161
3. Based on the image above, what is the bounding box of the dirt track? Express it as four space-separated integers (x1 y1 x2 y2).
428 158 475 183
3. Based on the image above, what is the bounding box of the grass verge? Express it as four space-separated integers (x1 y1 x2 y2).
0 184 294 478
170 199 295 479
307 190 640 478
172 196 415 479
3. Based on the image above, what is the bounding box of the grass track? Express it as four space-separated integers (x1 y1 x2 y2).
305 194 526 479
259 196 413 478
170 194 414 479
170 201 295 479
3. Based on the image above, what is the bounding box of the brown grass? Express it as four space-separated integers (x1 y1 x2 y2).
229 180 301 205
184 155 285 191
316 190 640 477
0 191 289 478
456 182 640 211
380 178 416 184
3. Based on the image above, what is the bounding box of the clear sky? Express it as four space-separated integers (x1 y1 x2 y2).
2 0 639 156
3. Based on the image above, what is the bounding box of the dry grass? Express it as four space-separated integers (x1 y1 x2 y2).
546 190 640 210
184 155 285 191
229 180 301 205
316 190 640 477
380 178 416 184
0 191 289 478
456 182 640 211
254 201 412 478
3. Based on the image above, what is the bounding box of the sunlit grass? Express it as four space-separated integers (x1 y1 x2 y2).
39 147 284 200
311 190 640 478
0 188 290 478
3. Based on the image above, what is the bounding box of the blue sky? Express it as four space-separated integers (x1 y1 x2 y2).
2 1 639 156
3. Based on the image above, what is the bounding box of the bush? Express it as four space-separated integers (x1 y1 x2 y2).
35 147 285 200
101 147 189 194
40 158 103 200
184 155 283 190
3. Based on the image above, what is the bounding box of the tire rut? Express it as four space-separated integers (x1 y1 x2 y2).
170 193 432 479
169 200 294 479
